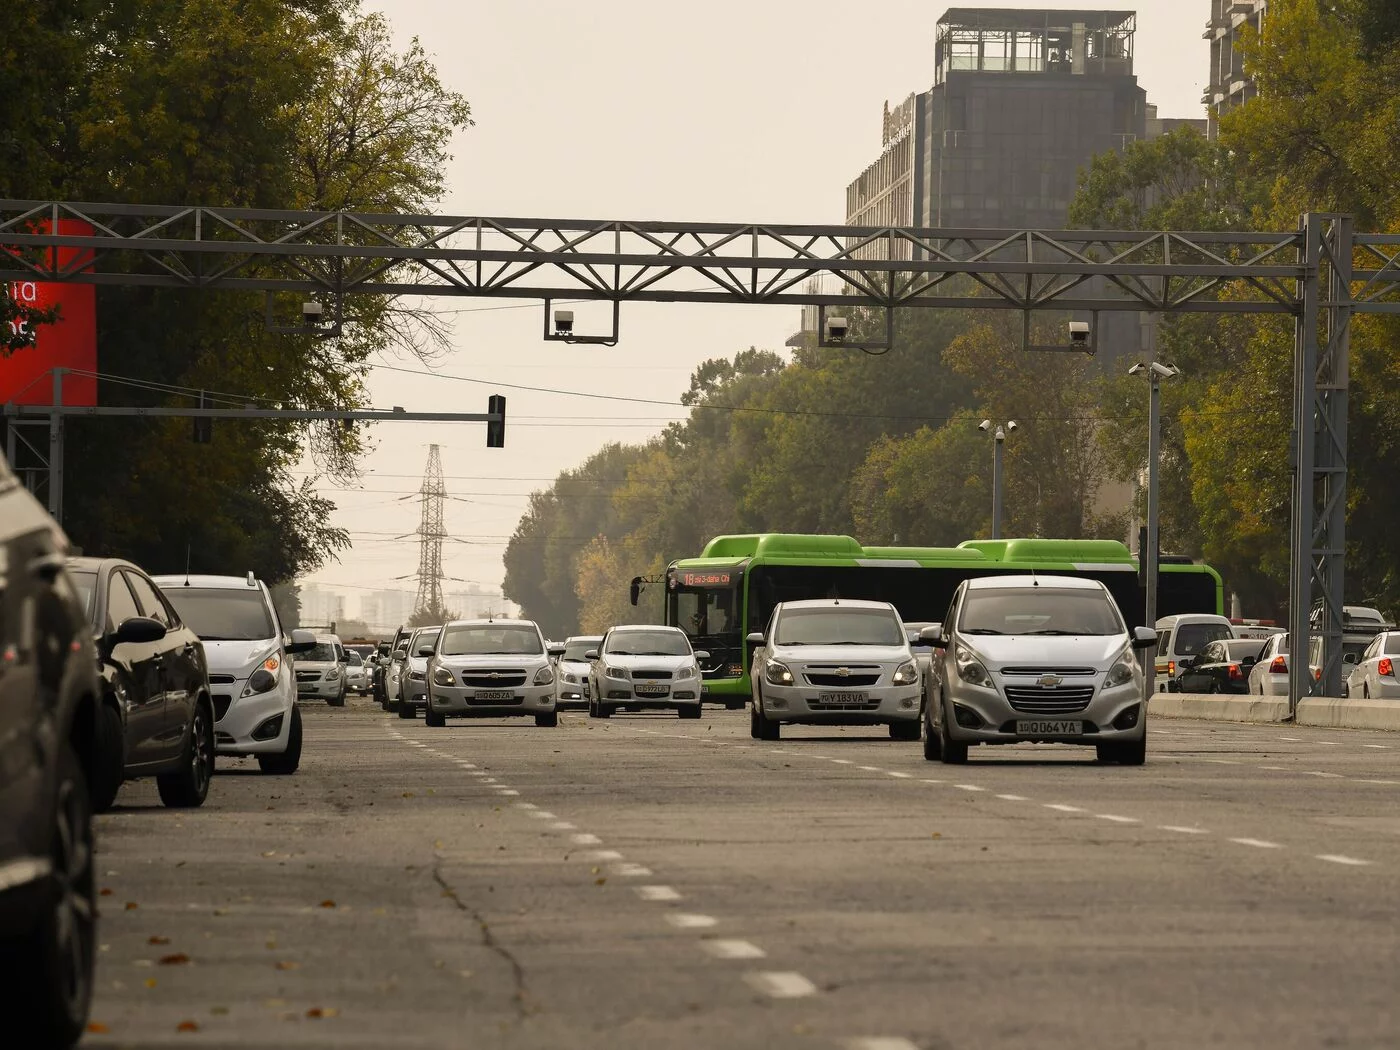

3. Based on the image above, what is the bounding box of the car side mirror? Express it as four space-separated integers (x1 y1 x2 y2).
746 632 765 646
1242 656 1257 667
919 625 946 648
1178 656 1196 670
1130 627 1158 650
286 628 318 655
548 644 566 658
585 649 599 661
112 616 167 646
694 650 710 660
417 645 435 657
393 647 408 660
339 654 350 663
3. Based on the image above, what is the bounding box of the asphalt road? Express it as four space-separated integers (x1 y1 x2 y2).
83 700 1400 1049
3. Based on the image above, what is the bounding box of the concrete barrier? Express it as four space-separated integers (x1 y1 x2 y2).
1148 692 1289 723
1148 692 1400 732
1296 696 1400 732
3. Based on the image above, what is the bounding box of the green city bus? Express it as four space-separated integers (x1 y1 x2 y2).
632 533 1223 707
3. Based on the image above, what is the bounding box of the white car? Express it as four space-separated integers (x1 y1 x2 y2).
293 634 348 707
396 625 441 720
1247 632 1321 696
154 574 315 774
1345 631 1400 699
344 650 369 695
924 576 1157 765
748 600 923 741
555 635 602 710
587 625 706 720
425 619 561 727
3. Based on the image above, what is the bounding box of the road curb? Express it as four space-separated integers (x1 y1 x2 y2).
1148 693 1400 732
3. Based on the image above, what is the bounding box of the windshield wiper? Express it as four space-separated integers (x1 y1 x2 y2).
1024 629 1093 635
961 628 1005 635
608 650 633 656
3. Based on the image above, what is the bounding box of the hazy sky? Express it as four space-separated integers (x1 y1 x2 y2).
298 0 1211 621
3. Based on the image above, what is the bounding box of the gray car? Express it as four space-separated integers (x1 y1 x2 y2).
923 575 1157 765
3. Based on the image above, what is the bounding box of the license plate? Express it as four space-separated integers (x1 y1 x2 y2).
817 691 868 705
473 690 515 702
1015 720 1084 735
297 684 317 693
635 684 669 697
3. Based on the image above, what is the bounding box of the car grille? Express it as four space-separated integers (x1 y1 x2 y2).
461 670 527 688
805 672 881 687
1004 685 1096 714
212 694 233 720
295 669 319 682
209 674 236 685
1000 667 1098 677
634 669 673 680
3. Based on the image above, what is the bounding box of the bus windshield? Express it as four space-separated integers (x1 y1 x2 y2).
672 585 738 638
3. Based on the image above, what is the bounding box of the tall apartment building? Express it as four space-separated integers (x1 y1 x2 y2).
1205 0 1266 139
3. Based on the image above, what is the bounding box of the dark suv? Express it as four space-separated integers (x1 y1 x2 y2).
67 558 216 810
0 455 102 1046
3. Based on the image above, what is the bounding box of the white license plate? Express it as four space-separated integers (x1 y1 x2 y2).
817 691 868 705
635 685 669 697
1015 720 1084 735
473 690 515 702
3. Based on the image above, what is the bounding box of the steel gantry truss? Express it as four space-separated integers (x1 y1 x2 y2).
5 200 1400 711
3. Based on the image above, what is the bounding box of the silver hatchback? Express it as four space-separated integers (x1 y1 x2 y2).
923 575 1157 765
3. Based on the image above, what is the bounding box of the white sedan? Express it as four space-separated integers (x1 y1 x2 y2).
586 625 707 720
1345 631 1400 699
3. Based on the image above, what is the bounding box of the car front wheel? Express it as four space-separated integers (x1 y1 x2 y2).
157 702 214 808
258 706 303 775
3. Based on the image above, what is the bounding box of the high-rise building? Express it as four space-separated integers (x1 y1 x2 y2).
1205 0 1266 139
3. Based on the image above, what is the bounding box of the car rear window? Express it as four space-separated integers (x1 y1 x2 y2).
1224 640 1266 661
1171 623 1232 657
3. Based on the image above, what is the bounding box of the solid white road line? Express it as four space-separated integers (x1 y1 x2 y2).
744 972 818 999
666 914 718 929
571 833 603 846
637 885 682 902
1096 814 1140 824
1316 854 1373 866
702 939 767 960
1230 837 1283 849
1045 804 1085 813
1159 825 1210 834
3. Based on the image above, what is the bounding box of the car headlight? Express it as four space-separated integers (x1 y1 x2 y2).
564 672 579 684
326 666 341 680
534 665 555 685
891 660 919 686
409 669 425 681
432 666 456 686
954 644 992 688
764 659 795 686
605 665 629 681
675 664 698 681
1105 653 1138 687
241 668 278 697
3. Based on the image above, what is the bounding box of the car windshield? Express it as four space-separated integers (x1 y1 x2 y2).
301 643 337 662
775 607 904 646
1173 622 1233 656
68 569 98 623
563 639 600 661
161 586 275 641
348 651 362 666
959 588 1123 636
439 625 542 656
606 630 690 656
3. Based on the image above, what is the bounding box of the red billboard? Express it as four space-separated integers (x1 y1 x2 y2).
1 219 97 406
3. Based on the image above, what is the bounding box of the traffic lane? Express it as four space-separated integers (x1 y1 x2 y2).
405 712 1400 1049
86 703 828 1050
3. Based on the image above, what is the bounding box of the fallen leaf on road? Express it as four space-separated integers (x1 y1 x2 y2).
86 1022 110 1034
433 839 444 849
930 832 942 839
124 902 138 911
275 960 300 971
99 888 112 896
144 978 157 988
594 878 606 886
459 970 474 979
590 866 600 874
211 1006 230 1015
261 851 277 858
266 940 277 950
148 935 171 945
158 953 191 966
319 900 336 909
401 792 415 798
176 1020 199 1032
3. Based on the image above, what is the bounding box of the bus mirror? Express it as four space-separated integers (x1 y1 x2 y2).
629 577 642 606
746 632 765 646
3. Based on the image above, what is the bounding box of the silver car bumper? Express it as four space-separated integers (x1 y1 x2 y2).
941 680 1144 745
430 683 555 716
212 679 295 755
760 683 920 724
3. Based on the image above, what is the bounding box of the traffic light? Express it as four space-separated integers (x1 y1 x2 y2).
486 394 506 448
192 390 212 444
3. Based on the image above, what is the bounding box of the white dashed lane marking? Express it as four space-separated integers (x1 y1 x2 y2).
612 863 653 877
571 833 603 846
1160 825 1210 834
955 784 986 793
745 972 818 999
996 793 1028 801
1096 814 1140 824
667 914 718 929
550 822 576 831
701 939 767 960
637 885 683 902
847 1039 922 1050
1045 804 1086 813
1230 837 1283 849
1317 854 1373 867
581 850 624 862
887 771 913 779
857 766 882 772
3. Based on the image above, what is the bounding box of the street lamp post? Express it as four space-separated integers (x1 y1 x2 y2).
1128 362 1182 631
978 419 1018 539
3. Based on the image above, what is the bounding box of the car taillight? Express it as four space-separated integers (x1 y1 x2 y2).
1168 660 1175 676
1228 663 1242 679
1314 667 1322 680
1380 657 1394 677
1270 656 1287 674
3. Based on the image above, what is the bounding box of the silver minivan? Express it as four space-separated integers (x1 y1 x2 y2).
922 575 1157 765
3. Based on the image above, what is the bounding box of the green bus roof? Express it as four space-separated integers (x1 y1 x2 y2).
681 534 1162 569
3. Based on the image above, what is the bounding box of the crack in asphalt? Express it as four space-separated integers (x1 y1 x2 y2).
433 862 530 1020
